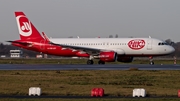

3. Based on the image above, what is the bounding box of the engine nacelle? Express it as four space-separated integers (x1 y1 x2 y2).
117 56 133 63
76 51 89 57
99 51 117 62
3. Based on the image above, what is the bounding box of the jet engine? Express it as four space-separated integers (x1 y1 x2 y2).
99 51 117 62
76 51 89 57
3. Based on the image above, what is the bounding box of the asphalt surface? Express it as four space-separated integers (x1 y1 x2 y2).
0 64 179 70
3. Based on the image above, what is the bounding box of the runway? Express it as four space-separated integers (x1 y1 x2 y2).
0 64 179 70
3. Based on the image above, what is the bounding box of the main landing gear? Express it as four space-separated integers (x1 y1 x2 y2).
86 60 105 65
87 60 94 65
87 56 94 65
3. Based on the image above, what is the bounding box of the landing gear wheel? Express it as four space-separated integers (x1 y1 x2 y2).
149 61 154 65
149 56 154 65
87 60 94 65
98 60 105 65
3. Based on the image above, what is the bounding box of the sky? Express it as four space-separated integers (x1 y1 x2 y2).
0 0 180 44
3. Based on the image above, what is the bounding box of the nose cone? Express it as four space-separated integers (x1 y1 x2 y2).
168 46 175 54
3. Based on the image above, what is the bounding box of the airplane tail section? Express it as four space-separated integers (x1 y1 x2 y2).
15 12 44 42
42 32 50 42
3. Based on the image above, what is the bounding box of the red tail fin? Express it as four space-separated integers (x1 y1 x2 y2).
15 12 44 41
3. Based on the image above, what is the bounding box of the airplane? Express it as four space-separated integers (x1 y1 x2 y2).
7 11 175 65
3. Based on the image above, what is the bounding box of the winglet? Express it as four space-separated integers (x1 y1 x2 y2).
42 32 50 42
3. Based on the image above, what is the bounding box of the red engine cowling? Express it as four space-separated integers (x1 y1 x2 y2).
99 52 117 62
117 56 133 63
76 51 90 57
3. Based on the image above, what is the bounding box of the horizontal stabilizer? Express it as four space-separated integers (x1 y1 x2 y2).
6 41 32 46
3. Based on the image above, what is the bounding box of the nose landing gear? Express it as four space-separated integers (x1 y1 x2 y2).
149 56 154 65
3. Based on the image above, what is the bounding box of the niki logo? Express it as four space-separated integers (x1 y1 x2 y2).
16 15 32 36
128 39 145 50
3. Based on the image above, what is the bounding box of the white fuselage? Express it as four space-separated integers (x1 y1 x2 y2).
50 37 175 56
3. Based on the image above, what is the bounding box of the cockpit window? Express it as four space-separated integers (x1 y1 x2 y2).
158 42 168 45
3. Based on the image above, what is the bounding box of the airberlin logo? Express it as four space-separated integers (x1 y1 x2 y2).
21 22 30 32
16 15 32 36
128 39 145 50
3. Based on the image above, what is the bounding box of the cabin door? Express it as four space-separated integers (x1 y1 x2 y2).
147 39 152 50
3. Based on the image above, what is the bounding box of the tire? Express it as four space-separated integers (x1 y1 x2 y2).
150 61 154 65
87 60 94 65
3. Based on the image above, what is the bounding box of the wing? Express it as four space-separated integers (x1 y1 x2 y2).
50 42 125 55
49 42 107 54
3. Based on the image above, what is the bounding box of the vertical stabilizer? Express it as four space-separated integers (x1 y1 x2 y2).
15 12 44 41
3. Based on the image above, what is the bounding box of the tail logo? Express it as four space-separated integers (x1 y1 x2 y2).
16 15 32 37
21 22 30 31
